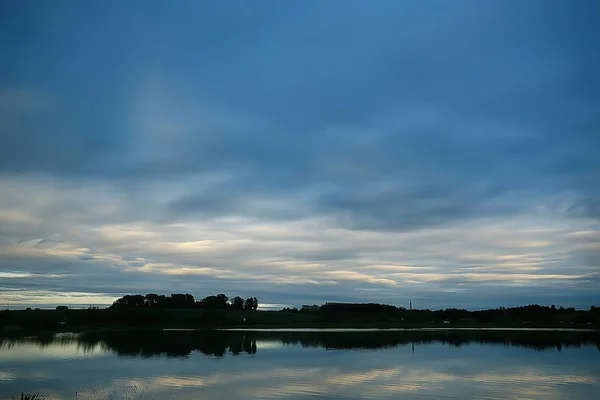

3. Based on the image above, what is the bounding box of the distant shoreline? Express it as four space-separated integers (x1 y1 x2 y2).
1 305 598 336
218 327 600 332
2 323 600 338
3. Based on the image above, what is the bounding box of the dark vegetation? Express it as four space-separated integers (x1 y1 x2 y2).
13 393 45 400
110 293 258 310
1 294 599 333
315 303 600 327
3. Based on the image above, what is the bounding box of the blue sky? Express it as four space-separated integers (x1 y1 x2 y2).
1 0 599 309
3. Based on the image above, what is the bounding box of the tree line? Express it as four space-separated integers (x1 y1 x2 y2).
281 302 600 325
110 293 258 311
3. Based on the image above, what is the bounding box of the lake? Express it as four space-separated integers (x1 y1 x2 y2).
1 329 599 399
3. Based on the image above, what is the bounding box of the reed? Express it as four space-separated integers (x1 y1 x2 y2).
14 393 46 400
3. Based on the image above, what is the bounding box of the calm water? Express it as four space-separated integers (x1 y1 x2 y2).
1 329 599 399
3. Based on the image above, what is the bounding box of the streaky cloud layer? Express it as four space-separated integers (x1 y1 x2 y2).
1 1 599 308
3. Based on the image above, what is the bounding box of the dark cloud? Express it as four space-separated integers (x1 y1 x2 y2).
317 182 513 231
568 197 600 220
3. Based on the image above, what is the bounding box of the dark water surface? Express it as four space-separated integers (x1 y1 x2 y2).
1 329 599 399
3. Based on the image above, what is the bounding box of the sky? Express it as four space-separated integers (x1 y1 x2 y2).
1 0 599 310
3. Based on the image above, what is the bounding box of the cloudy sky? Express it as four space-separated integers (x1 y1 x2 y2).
1 1 599 310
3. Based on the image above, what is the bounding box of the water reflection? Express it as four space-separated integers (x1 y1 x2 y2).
1 330 599 400
1 329 599 359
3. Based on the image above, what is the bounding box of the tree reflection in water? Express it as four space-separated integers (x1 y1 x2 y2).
2 329 598 358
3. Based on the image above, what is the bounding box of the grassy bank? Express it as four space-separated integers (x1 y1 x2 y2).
2 306 599 336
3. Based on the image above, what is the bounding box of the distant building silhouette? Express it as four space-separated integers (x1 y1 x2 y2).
301 304 320 312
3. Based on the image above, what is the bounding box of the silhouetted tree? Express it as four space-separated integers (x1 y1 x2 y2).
170 293 195 308
110 295 146 309
145 293 168 308
244 297 258 311
198 294 230 309
230 296 245 310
